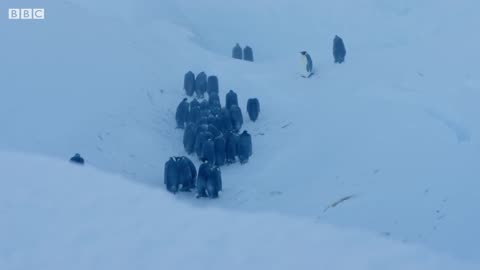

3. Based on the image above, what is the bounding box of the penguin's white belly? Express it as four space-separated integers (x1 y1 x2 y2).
300 55 308 74
301 55 307 67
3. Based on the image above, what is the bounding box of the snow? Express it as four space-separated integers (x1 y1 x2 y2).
1 0 480 267
0 152 477 270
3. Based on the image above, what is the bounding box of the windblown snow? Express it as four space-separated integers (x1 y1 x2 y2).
1 0 480 268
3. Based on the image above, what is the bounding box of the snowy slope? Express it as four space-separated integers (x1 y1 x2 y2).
1 152 478 270
0 0 199 186
1 0 480 263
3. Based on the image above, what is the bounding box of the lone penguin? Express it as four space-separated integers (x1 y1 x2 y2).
333 35 347 64
70 153 85 165
300 51 313 78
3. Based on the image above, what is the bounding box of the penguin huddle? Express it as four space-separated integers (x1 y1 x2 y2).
164 156 197 194
167 35 347 198
166 71 261 198
232 43 254 62
163 155 223 199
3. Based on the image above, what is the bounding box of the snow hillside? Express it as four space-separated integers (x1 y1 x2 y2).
0 152 478 270
1 0 480 264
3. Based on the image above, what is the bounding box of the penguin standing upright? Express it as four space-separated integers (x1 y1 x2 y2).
196 159 211 198
164 157 180 194
243 46 254 62
232 43 243 60
333 35 347 64
300 51 313 78
183 71 196 96
246 98 260 122
175 98 189 129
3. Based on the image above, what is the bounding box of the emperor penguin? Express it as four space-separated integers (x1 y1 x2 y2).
300 51 313 77
70 153 85 165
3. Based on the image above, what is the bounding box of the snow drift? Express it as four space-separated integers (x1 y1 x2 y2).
1 0 480 264
0 152 476 270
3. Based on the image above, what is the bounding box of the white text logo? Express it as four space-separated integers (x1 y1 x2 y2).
8 9 45 20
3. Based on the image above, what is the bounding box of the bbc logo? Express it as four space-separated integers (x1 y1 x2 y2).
8 9 45 20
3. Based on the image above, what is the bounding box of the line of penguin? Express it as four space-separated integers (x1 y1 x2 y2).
232 43 254 62
164 71 260 199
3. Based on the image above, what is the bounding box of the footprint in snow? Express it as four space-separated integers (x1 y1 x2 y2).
425 109 471 143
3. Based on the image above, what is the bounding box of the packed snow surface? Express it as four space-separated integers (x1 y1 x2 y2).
0 152 478 270
1 0 480 266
